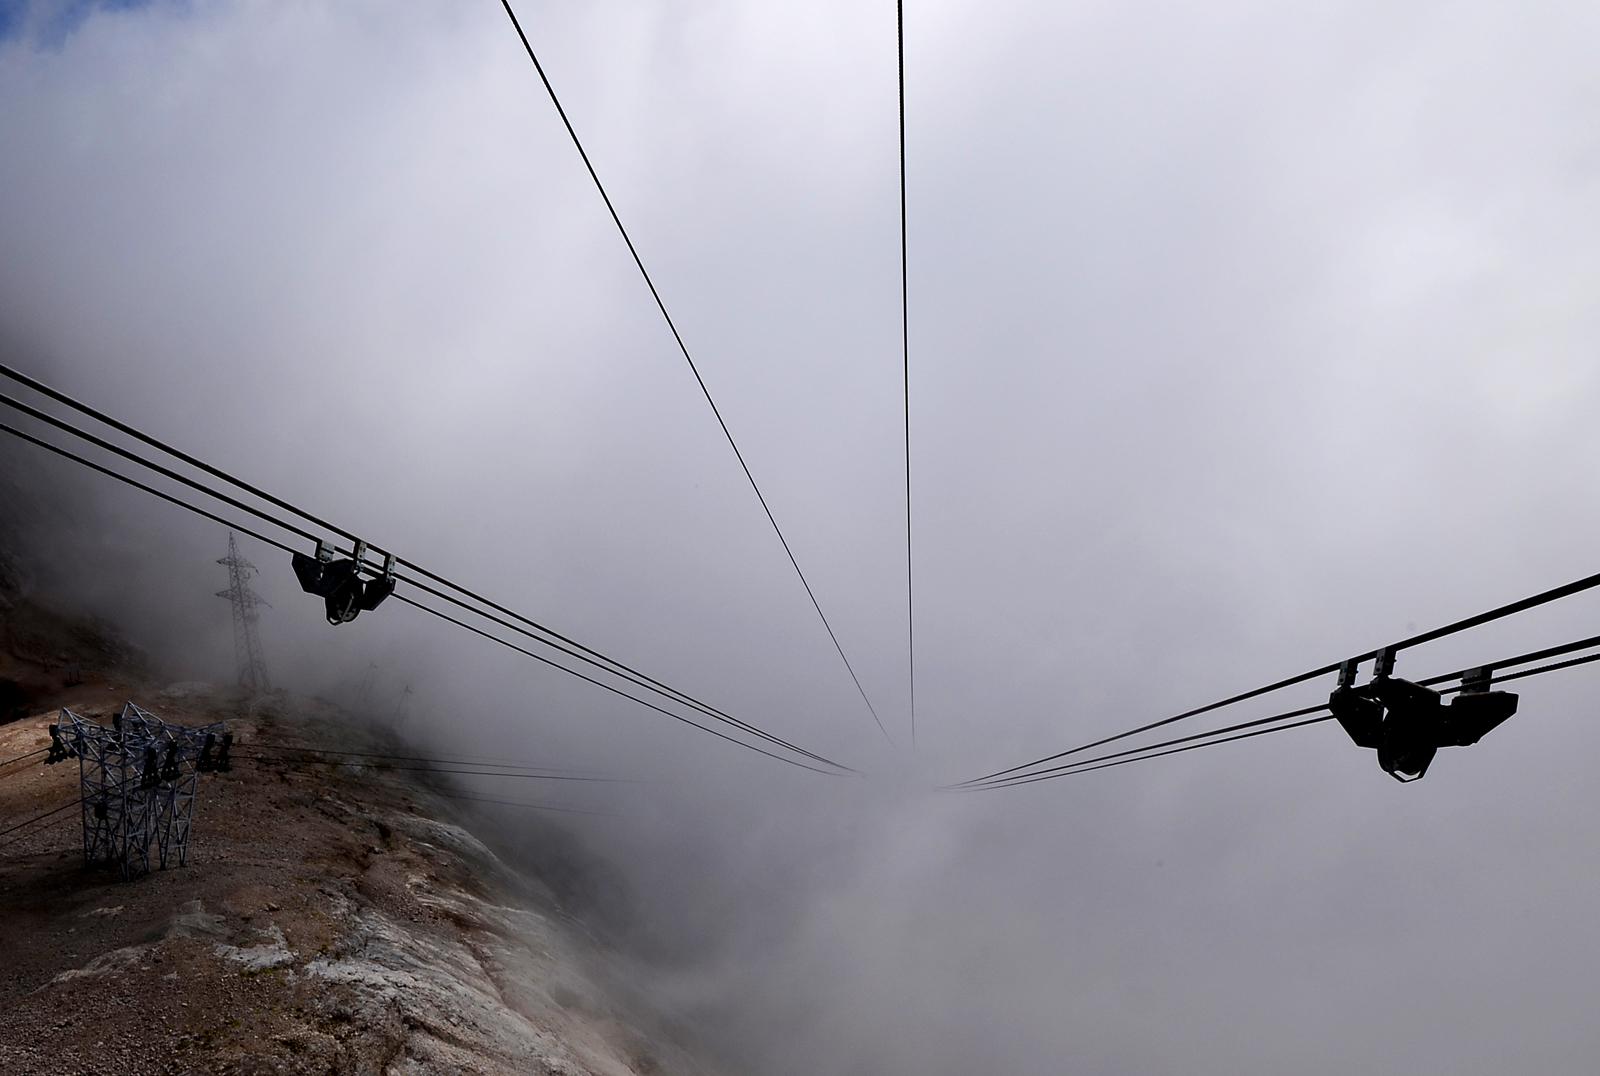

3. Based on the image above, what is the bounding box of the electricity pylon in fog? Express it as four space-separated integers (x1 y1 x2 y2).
353 662 379 718
217 532 270 692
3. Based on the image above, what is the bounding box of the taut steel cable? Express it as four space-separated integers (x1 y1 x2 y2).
489 5 892 745
956 569 1600 788
0 417 851 774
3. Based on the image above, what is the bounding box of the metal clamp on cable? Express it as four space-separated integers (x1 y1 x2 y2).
291 539 396 625
1329 652 1518 782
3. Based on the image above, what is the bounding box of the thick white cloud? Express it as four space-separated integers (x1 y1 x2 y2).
4 2 1600 1073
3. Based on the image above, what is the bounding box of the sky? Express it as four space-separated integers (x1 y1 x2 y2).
4 0 1600 1073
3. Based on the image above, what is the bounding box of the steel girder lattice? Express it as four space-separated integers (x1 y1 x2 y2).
57 703 227 881
217 532 271 693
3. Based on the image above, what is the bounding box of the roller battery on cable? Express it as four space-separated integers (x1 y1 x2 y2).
1329 650 1518 782
292 539 395 625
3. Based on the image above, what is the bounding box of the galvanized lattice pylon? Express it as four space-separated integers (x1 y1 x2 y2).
217 531 271 693
54 703 229 882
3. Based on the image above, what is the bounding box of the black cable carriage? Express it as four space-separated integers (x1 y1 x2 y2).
1330 650 1518 782
292 539 395 624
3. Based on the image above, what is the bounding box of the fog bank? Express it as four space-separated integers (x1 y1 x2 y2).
4 2 1600 1073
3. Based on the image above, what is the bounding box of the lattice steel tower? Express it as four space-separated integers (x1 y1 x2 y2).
353 661 379 718
217 532 270 692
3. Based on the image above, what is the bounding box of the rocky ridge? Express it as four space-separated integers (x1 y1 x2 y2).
0 663 722 1075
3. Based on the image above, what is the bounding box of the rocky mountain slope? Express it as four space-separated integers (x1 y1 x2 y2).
0 577 725 1075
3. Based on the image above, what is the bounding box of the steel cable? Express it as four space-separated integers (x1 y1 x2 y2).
488 6 892 746
257 760 616 817
956 572 1600 788
0 371 852 768
233 744 617 775
0 746 50 771
0 418 849 773
897 0 916 748
966 637 1600 788
390 592 849 774
966 635 1600 789
239 752 636 782
0 799 79 843
0 812 78 853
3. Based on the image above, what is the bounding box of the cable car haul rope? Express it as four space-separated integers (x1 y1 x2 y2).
5 2 1600 790
8 360 1600 788
0 364 850 776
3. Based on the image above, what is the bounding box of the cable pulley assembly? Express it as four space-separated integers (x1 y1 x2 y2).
292 540 395 625
1330 649 1518 782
